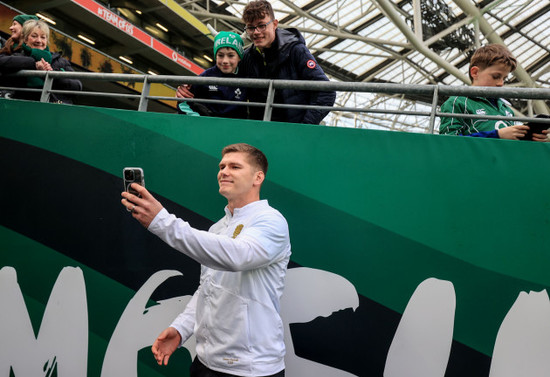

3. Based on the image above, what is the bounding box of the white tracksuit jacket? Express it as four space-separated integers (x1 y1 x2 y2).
148 200 291 376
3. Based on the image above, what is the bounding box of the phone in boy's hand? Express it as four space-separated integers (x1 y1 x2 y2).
519 114 550 141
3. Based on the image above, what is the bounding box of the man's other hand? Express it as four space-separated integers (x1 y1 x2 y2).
151 327 182 366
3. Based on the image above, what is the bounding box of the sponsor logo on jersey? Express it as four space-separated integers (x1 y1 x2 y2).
476 109 487 115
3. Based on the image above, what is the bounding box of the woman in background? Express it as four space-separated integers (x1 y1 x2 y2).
0 14 38 49
0 19 81 103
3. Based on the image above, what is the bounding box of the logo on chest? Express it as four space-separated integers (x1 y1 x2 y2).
232 224 244 238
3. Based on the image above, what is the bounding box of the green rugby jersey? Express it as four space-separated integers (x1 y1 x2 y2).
439 96 515 137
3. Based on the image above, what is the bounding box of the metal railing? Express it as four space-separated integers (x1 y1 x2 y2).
3 70 550 133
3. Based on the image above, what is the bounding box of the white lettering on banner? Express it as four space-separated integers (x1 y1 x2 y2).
178 57 191 69
97 7 134 35
0 266 88 377
101 270 193 377
2 266 550 376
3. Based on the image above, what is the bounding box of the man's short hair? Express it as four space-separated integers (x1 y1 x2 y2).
469 44 517 80
222 143 268 175
242 0 275 24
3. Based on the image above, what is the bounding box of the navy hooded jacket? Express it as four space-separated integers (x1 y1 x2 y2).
240 28 335 124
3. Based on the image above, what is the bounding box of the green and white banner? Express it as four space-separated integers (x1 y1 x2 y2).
2 98 550 377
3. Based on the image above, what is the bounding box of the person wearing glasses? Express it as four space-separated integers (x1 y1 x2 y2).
240 0 336 125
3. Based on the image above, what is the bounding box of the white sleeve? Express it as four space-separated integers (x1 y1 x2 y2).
170 289 198 346
148 208 289 271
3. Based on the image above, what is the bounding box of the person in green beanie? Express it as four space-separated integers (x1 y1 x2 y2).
0 19 81 102
175 31 247 119
0 14 38 51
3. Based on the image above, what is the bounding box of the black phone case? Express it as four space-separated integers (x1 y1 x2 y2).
123 168 145 196
520 114 550 141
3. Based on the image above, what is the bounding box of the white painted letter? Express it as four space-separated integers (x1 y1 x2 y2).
0 266 88 377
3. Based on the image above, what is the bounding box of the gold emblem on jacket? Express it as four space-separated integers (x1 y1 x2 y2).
232 224 244 238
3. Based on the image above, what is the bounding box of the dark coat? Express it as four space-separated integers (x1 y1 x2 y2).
186 65 247 119
240 28 335 124
0 49 81 103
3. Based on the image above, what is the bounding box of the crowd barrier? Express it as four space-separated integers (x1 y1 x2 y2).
3 70 550 132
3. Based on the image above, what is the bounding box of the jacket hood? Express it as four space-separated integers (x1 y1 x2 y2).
275 28 305 59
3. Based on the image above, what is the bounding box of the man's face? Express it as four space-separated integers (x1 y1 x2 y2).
218 152 261 201
245 15 278 51
471 63 511 87
216 47 240 74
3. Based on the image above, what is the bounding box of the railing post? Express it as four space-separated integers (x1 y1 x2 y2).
263 80 275 121
138 76 150 112
428 84 439 134
40 72 53 103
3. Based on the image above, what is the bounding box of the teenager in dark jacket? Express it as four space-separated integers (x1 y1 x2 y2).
176 31 247 119
0 19 81 103
240 0 335 124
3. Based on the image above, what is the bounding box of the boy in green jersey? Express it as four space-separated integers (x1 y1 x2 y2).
439 44 547 141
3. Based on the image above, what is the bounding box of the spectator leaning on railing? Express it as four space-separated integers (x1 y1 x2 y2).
176 31 247 119
439 44 548 141
0 19 82 103
0 14 37 50
239 0 336 125
0 14 38 98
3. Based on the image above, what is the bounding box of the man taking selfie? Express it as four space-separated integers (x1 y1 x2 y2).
121 143 291 377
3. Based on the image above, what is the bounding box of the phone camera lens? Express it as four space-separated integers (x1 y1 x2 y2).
125 170 134 180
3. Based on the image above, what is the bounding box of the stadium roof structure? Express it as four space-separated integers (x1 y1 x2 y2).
3 0 550 131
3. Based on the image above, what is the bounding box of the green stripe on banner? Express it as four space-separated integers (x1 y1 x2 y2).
3 98 550 357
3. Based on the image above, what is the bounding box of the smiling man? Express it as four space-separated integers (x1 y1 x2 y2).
121 143 291 377
240 0 336 125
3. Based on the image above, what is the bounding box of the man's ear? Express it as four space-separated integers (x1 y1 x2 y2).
273 19 279 29
254 171 265 187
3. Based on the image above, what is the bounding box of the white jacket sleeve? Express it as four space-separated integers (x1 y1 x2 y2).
147 208 288 272
170 289 198 346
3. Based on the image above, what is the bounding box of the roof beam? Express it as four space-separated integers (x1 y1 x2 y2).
187 9 410 47
371 0 470 84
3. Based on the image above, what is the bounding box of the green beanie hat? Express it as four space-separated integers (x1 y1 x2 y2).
213 31 244 59
13 14 39 26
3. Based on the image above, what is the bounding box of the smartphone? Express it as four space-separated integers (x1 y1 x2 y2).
520 114 550 141
123 167 145 196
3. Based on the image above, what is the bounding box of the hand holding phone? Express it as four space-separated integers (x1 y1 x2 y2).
121 168 163 227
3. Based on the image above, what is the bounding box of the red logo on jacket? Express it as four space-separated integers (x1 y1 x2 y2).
307 59 316 69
